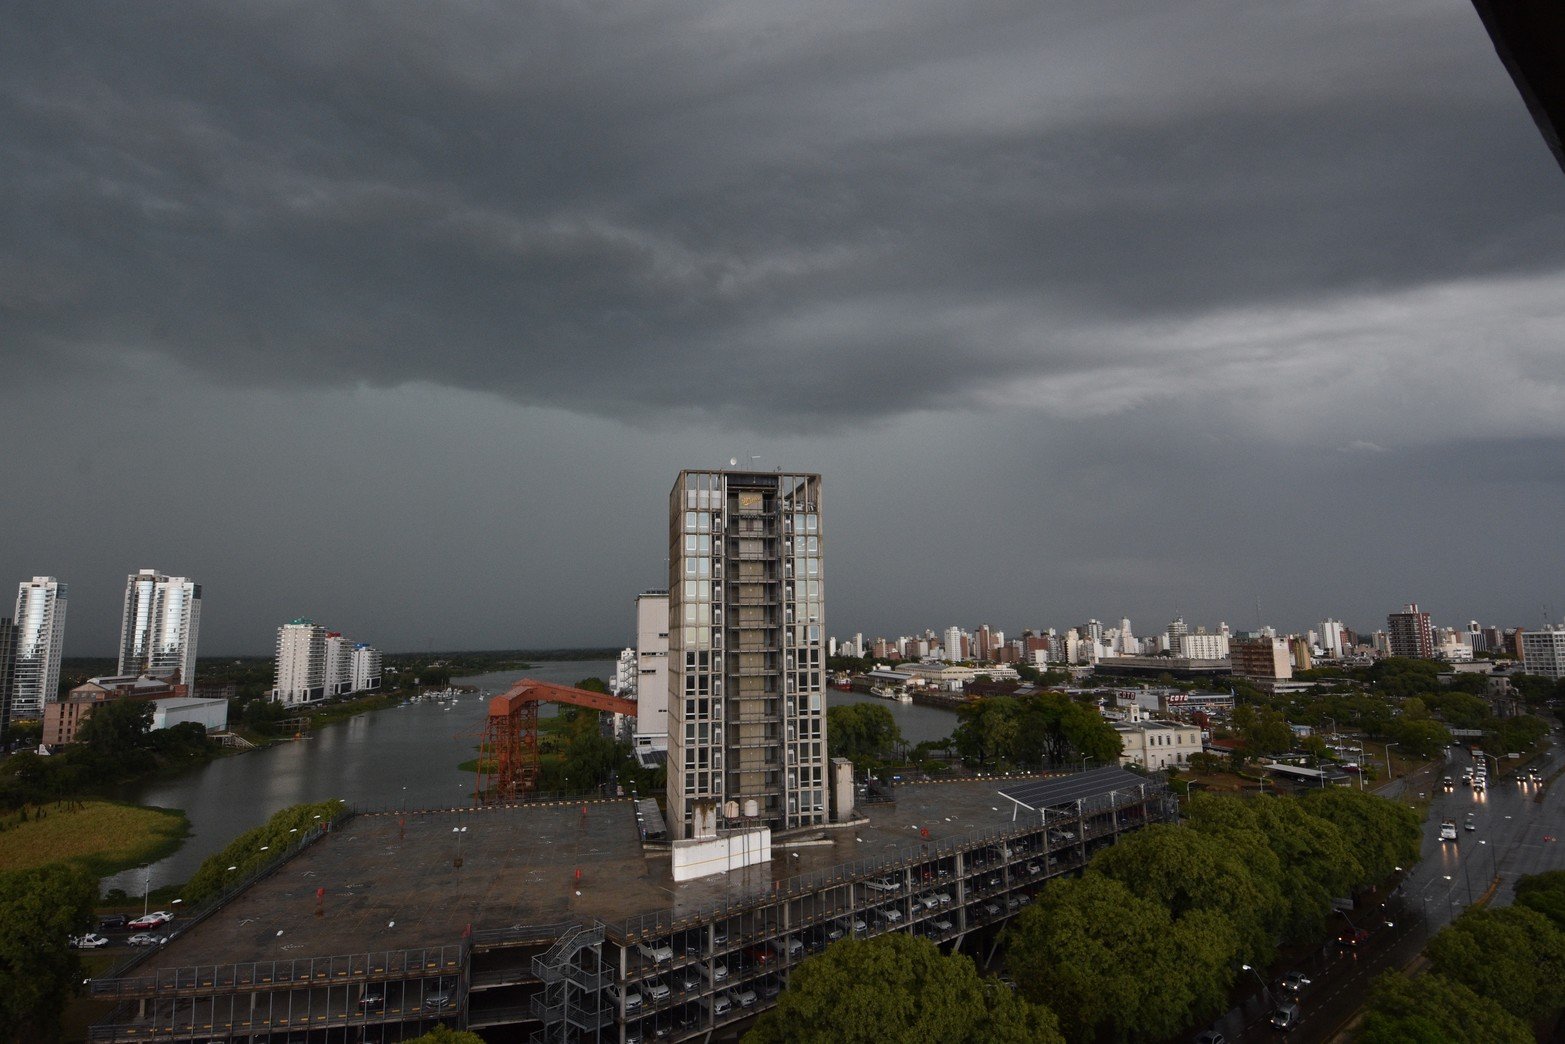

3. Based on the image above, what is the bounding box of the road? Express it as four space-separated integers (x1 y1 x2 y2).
1204 745 1564 1043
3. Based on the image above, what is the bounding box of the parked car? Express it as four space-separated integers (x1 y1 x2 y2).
126 933 162 947
98 914 129 932
645 978 671 1002
128 911 173 930
356 991 384 1009
423 991 454 1010
610 983 644 1011
70 933 110 949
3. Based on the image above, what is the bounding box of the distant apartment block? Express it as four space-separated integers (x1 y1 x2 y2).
272 619 380 704
10 577 67 723
1386 603 1435 659
44 673 189 746
1229 634 1293 687
117 570 202 686
666 469 827 840
1521 627 1565 681
272 620 326 705
350 643 382 693
1177 631 1229 660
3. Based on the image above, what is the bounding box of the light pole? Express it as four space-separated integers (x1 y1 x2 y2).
141 866 151 918
1384 742 1398 782
1477 839 1498 889
452 825 468 868
1241 963 1273 1006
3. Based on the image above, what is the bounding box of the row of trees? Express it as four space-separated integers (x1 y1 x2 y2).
1005 789 1420 1042
183 799 348 904
742 789 1419 1044
1360 871 1565 1042
0 699 212 810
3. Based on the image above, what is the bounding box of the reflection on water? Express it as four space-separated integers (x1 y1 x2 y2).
102 660 613 893
102 661 959 893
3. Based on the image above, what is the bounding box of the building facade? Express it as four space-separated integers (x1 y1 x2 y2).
1114 718 1203 771
11 577 67 723
350 643 383 693
117 570 202 686
1229 634 1293 687
0 617 15 741
1521 627 1565 681
665 470 827 840
273 620 327 705
324 634 354 697
1386 603 1435 659
634 590 670 750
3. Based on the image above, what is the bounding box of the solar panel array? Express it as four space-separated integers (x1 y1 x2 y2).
998 765 1154 813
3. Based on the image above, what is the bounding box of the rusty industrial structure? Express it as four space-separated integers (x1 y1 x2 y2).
475 679 639 803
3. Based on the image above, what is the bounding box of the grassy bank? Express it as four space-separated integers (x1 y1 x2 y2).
0 800 188 877
303 691 400 727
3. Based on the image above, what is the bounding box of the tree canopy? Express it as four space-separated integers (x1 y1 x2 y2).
952 692 1121 771
1298 787 1420 884
1357 971 1532 1044
1005 874 1233 1043
1426 905 1565 1021
745 933 1060 1044
0 864 96 1043
826 702 901 764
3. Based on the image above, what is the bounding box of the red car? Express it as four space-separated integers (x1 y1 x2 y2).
1336 927 1369 947
128 911 173 930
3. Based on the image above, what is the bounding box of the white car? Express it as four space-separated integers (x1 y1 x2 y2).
128 911 173 930
70 933 110 949
126 933 163 946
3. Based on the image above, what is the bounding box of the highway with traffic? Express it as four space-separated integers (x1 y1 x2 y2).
1204 742 1563 1043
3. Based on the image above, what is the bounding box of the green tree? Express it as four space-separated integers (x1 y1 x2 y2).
1357 971 1532 1044
1088 823 1280 965
1006 874 1235 1043
0 864 97 1043
1425 905 1565 1020
746 933 1061 1044
826 703 901 763
1298 788 1419 885
77 698 154 761
1514 870 1565 931
1388 716 1451 759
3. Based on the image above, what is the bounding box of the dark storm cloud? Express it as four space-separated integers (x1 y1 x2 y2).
4 1 1562 432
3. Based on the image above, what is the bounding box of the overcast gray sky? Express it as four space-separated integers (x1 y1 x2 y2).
3 1 1562 656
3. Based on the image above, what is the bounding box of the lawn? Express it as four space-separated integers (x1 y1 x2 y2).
0 800 188 876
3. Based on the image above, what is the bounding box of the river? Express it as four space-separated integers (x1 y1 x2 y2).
103 661 958 893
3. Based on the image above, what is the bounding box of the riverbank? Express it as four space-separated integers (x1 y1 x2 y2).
0 800 188 877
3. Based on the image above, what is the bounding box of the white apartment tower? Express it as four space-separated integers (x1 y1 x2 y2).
665 469 827 840
273 619 327 705
323 633 355 697
635 590 671 750
349 643 382 692
944 626 964 662
118 570 202 685
11 577 67 722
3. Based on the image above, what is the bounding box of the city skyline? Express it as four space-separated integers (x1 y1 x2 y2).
2 4 1562 655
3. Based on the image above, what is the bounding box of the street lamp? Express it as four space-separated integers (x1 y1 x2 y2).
452 825 468 868
1241 963 1273 1005
1384 742 1398 782
1477 839 1498 888
141 866 151 918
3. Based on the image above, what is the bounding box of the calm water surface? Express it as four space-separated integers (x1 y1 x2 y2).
103 662 958 892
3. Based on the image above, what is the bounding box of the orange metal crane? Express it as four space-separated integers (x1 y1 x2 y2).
475 679 639 804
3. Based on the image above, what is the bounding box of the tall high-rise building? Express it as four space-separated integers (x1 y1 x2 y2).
325 633 357 697
272 619 326 705
11 577 68 723
117 570 202 685
0 617 16 741
1318 618 1345 658
349 643 382 693
943 626 963 662
1387 603 1435 659
665 469 827 840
